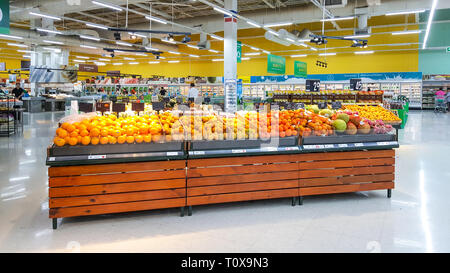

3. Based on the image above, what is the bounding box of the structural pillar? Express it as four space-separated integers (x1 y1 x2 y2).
223 0 238 113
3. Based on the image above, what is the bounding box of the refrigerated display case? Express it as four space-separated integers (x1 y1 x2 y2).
400 82 422 109
421 80 450 109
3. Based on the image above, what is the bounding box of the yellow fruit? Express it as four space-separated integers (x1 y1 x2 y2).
81 136 91 145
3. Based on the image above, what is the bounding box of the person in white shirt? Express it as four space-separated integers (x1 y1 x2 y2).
187 83 199 99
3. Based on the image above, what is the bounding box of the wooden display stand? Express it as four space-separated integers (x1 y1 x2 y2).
48 160 186 229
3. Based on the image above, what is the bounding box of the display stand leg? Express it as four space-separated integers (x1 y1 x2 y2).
52 218 58 230
188 206 192 216
180 207 185 217
298 196 304 206
387 189 392 198
291 197 297 207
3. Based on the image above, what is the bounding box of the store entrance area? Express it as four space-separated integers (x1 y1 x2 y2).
0 110 448 252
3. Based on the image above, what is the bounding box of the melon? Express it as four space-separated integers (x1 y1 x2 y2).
332 119 347 133
336 113 349 123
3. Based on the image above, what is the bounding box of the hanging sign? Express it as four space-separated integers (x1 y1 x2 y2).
350 78 362 91
237 41 242 63
78 64 98 73
0 2 9 34
267 54 286 74
306 79 320 92
224 78 237 113
446 47 450 53
294 61 307 78
107 70 120 77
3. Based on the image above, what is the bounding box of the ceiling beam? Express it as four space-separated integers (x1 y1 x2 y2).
262 0 276 9
76 11 112 24
310 0 341 30
132 3 172 19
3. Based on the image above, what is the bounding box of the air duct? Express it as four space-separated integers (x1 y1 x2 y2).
264 30 291 46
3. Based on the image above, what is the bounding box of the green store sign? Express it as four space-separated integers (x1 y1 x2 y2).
447 47 450 53
0 1 9 34
267 54 285 74
294 61 307 77
237 41 242 63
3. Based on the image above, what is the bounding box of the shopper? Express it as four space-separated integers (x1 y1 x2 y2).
12 83 25 100
188 83 199 100
445 90 450 110
160 87 167 97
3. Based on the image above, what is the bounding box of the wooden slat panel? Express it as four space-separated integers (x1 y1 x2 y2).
49 198 185 218
187 188 298 206
188 171 298 187
299 166 394 179
49 179 186 197
188 154 300 168
299 157 395 170
49 189 186 208
297 149 395 162
188 163 298 178
299 181 394 196
49 170 186 187
188 180 298 196
48 160 185 177
299 173 395 187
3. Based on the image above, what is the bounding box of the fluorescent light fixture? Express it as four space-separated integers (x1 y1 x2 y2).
114 50 126 53
291 54 307 58
299 43 308 47
98 58 110 61
168 51 180 55
265 22 293 27
210 34 224 41
29 11 61 21
244 52 260 56
262 50 270 54
79 35 100 41
149 61 160 64
128 62 139 65
249 46 259 51
123 57 135 60
386 9 425 16
423 0 438 49
267 30 280 37
321 16 354 22
145 46 158 51
85 23 109 30
18 50 33 53
91 0 123 11
43 47 61 52
159 56 166 59
7 43 28 48
310 47 318 51
213 7 233 17
116 41 132 46
112 62 123 65
80 44 97 49
247 21 261 28
189 54 199 58
319 52 336 56
23 55 31 58
95 62 106 66
392 30 421 35
0 34 23 40
208 49 219 53
36 28 62 35
128 32 146 38
73 59 85 63
286 38 295 43
168 60 180 63
134 53 147 56
43 40 64 45
298 39 309 42
162 38 177 44
75 56 89 59
355 51 374 54
241 57 250 60
145 16 167 24
187 44 200 49
344 34 371 39
212 59 224 62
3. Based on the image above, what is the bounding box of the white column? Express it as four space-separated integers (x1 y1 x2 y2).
224 0 238 113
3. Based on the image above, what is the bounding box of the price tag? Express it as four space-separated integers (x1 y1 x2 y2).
285 146 299 151
193 151 205 155
338 144 348 148
167 152 179 156
261 147 278 152
314 145 325 149
232 149 246 153
303 145 315 150
324 144 334 148
48 157 55 161
132 102 145 112
88 155 106 160
354 143 364 147
376 142 389 146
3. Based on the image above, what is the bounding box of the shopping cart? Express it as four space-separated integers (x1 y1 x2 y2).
434 96 448 113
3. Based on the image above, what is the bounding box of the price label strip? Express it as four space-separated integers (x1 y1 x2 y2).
88 155 106 160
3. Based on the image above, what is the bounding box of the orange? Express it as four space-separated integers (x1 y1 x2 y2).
143 135 152 143
91 137 100 145
64 136 71 144
126 136 135 144
61 122 70 130
108 136 117 144
78 124 87 131
72 122 81 129
152 134 162 143
69 131 78 138
54 137 65 147
81 136 91 145
112 129 121 138
139 126 149 135
126 127 135 136
135 135 144 143
90 128 100 137
77 135 82 144
100 129 109 137
280 131 286 138
68 137 78 146
165 135 172 142
66 124 76 133
80 129 89 137
99 136 109 145
57 128 68 138
117 135 126 144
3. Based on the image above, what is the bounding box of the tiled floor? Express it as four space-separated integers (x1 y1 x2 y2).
0 110 449 252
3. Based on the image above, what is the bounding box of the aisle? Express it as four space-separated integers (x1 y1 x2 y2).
0 111 449 252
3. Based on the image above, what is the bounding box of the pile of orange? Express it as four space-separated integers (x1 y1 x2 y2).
53 114 169 146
